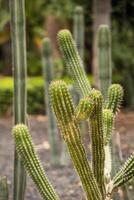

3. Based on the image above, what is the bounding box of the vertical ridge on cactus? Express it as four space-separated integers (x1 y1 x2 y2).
12 124 60 200
10 0 27 199
42 38 59 165
89 89 106 198
49 80 102 200
106 84 124 114
58 29 91 97
97 25 112 99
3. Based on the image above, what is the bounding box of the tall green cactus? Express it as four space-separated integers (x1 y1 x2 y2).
97 25 112 99
0 177 8 200
10 0 27 199
73 6 84 60
42 38 59 165
13 124 60 200
49 80 102 200
10 28 134 200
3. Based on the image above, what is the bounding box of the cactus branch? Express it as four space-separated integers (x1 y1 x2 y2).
58 30 91 97
49 80 102 200
12 124 60 200
113 153 134 188
89 89 106 198
105 84 124 114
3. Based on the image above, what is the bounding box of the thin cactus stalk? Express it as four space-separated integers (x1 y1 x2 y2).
97 25 112 99
58 29 91 97
73 6 84 61
10 0 27 199
12 124 60 200
89 89 106 198
49 80 102 200
42 38 59 165
0 177 8 200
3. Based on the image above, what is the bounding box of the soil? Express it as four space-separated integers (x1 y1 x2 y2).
0 111 134 200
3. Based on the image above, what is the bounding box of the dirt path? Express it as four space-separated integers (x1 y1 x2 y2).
0 111 134 200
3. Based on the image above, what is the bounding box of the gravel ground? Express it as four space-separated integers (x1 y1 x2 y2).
0 111 134 200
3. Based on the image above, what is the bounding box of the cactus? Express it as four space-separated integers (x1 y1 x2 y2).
10 28 134 200
106 84 124 114
89 89 106 198
58 29 91 97
42 38 59 165
73 6 84 61
10 0 27 199
0 177 8 200
49 80 102 200
12 124 60 200
97 25 112 99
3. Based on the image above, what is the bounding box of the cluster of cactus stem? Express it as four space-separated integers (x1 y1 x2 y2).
11 27 134 200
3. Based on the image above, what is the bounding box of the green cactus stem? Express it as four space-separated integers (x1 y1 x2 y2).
106 84 124 114
113 153 134 188
42 38 59 165
73 6 84 60
103 109 114 183
89 89 106 198
58 30 91 97
103 109 114 146
0 177 8 200
97 25 112 99
10 0 27 199
75 96 93 121
49 80 102 200
12 124 60 200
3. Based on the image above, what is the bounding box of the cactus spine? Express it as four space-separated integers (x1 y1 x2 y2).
49 80 102 200
97 25 112 99
13 124 60 200
73 6 84 61
10 0 27 199
42 38 59 165
0 177 8 200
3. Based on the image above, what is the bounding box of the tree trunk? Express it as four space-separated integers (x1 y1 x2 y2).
92 0 111 88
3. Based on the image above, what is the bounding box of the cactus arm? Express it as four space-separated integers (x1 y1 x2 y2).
89 90 106 198
42 38 59 165
103 109 114 146
73 6 84 60
112 153 134 188
10 0 27 199
105 84 124 114
12 124 60 200
75 96 93 121
97 25 112 99
49 80 102 200
103 109 114 183
58 30 91 97
0 177 8 200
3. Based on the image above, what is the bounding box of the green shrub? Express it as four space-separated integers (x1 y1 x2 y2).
0 77 44 115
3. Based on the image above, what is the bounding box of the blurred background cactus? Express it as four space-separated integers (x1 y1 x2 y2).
10 0 27 199
42 38 59 165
